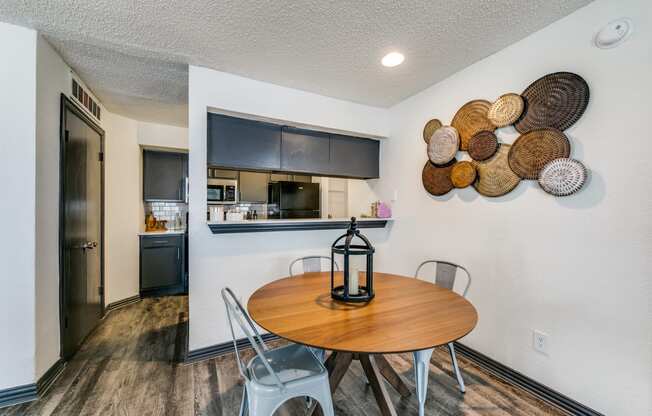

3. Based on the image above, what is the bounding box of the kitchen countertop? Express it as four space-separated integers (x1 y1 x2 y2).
207 217 392 234
138 229 187 236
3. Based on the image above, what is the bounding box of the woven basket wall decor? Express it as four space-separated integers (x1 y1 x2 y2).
468 130 499 161
515 72 590 133
508 128 571 179
427 126 459 165
451 100 495 151
488 93 524 127
422 119 443 143
473 144 520 197
451 161 477 188
538 158 587 196
422 159 455 196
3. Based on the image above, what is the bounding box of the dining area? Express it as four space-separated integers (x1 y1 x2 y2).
219 218 488 416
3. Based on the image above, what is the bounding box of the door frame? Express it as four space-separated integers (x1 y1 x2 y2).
58 93 106 359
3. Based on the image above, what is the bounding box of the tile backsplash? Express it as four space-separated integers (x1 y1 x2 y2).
145 202 188 228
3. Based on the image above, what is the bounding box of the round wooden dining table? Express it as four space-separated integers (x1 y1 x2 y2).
248 271 478 416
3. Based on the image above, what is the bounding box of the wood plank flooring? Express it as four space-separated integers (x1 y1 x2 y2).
0 296 564 415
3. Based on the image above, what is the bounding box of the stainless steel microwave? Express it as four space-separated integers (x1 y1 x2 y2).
207 178 237 204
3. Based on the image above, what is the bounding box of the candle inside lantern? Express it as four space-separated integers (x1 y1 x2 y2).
349 256 359 295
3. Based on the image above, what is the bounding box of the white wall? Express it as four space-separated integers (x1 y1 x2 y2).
372 1 651 414
137 120 188 150
0 22 37 389
104 113 141 305
187 67 389 350
34 34 72 379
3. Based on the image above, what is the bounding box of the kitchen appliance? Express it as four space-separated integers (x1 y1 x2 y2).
207 178 237 204
268 181 320 219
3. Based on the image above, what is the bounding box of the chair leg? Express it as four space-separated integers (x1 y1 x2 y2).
239 386 248 416
248 395 282 416
447 343 466 393
413 348 434 416
312 378 336 416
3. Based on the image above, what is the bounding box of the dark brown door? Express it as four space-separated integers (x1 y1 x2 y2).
61 97 104 359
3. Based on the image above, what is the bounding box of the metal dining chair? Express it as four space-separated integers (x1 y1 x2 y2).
289 256 339 363
412 260 472 416
221 287 335 416
289 255 339 277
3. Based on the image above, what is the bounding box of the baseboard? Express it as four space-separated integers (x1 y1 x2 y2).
0 356 68 409
454 342 605 416
0 383 37 409
37 358 66 396
105 294 141 312
185 333 280 364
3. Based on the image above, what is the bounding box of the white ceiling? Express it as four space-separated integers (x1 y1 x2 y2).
0 0 590 127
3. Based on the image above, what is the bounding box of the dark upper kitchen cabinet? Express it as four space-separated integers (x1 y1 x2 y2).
206 112 379 179
207 113 281 171
143 150 188 202
140 234 186 297
281 127 331 174
330 134 380 179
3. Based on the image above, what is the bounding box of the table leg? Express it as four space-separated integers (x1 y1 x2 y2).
375 354 411 398
359 354 398 416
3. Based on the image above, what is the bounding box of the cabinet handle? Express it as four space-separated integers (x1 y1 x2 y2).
185 177 189 204
177 248 180 260
153 240 169 244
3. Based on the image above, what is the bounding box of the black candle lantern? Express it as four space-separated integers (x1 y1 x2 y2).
331 217 375 302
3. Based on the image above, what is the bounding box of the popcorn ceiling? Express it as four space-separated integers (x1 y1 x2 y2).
0 0 589 126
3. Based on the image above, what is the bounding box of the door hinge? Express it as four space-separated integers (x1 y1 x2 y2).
98 286 103 296
65 130 70 142
98 152 104 162
64 316 69 329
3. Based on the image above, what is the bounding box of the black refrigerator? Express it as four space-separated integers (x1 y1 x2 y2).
268 181 321 219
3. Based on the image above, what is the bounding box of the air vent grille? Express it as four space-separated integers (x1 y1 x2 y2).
71 78 101 121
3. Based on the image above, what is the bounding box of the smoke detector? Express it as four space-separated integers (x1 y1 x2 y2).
594 18 633 49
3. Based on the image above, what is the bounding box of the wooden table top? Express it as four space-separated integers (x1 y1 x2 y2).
248 272 478 354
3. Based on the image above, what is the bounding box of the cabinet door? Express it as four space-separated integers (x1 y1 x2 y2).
143 150 188 201
239 171 269 202
281 127 331 174
329 134 380 179
140 236 184 294
207 113 281 170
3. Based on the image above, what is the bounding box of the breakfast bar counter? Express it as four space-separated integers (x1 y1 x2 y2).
207 217 392 234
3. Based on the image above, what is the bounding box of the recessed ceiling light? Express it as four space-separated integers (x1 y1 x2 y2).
381 52 405 67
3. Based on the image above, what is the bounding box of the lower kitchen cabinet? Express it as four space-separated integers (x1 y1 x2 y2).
140 234 187 297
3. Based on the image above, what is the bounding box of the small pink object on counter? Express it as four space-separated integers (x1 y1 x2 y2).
376 202 392 218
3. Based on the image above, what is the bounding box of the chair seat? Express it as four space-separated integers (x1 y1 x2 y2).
247 343 325 386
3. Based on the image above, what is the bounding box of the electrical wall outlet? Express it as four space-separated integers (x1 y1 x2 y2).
533 330 549 355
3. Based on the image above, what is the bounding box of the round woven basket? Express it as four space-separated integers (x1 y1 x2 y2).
508 128 571 180
451 161 476 188
473 144 520 197
428 126 459 165
515 72 590 134
451 100 495 151
422 159 455 196
422 119 443 143
488 93 524 127
468 130 498 161
538 158 587 196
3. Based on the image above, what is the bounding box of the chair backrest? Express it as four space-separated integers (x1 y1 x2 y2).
221 287 285 390
289 256 339 276
414 260 472 297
